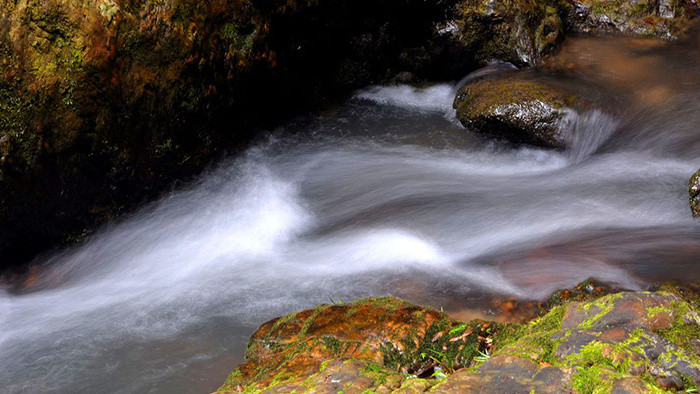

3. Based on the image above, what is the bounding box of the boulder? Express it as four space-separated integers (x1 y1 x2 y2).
215 284 700 393
452 0 568 66
216 297 507 392
453 77 580 149
691 169 700 218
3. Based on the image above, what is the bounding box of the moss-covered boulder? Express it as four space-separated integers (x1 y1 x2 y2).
566 0 698 39
691 169 700 219
453 77 580 149
452 0 568 66
216 297 509 393
217 284 700 393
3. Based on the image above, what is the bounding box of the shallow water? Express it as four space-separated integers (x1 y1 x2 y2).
1 32 699 393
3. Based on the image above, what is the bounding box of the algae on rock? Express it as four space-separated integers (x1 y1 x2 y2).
216 283 700 393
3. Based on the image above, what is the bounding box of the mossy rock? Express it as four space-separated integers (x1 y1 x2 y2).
453 77 581 149
217 296 509 393
453 0 568 66
216 284 700 393
566 0 698 39
690 169 700 219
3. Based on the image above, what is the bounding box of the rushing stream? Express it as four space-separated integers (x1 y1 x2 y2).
1 32 700 393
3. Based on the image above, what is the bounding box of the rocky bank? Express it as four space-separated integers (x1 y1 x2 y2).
216 281 700 393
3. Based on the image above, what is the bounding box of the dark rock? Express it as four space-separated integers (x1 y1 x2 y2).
453 77 579 149
611 377 649 394
691 169 700 218
554 330 598 357
651 369 684 390
453 0 567 66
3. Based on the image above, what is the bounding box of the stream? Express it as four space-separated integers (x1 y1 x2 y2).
1 32 699 393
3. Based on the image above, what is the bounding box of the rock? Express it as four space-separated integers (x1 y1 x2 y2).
611 376 649 393
217 297 506 393
453 77 580 148
216 283 700 393
691 169 700 218
566 0 698 39
452 0 567 66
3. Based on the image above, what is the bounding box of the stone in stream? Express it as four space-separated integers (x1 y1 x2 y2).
450 0 568 66
691 169 700 218
453 78 581 149
215 282 700 393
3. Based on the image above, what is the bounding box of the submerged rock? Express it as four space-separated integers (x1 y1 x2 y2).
691 169 700 218
453 78 580 149
216 283 700 393
566 0 698 39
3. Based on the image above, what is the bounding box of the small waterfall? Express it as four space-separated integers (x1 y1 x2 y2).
562 109 619 163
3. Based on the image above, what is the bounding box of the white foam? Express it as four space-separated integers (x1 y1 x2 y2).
354 84 457 116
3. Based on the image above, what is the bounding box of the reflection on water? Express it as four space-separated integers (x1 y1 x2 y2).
0 28 699 394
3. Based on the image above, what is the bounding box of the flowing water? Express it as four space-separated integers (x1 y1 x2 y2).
1 31 700 393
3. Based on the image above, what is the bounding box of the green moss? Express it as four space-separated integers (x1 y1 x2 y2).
349 296 409 310
572 365 615 394
658 304 700 354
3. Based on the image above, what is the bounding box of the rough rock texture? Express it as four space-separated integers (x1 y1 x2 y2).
216 297 509 393
452 0 568 66
567 0 698 39
453 77 580 148
216 285 700 393
691 169 700 218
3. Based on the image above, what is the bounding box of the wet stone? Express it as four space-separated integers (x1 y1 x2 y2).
555 330 599 357
611 377 649 394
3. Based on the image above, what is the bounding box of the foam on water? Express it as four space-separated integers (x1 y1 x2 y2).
354 84 457 118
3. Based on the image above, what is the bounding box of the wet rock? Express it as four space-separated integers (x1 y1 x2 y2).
691 169 700 218
566 0 698 39
453 78 579 148
554 330 598 357
217 297 504 392
453 0 567 66
216 284 700 393
611 376 649 393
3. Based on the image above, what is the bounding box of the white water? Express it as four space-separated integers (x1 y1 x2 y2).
1 74 699 393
